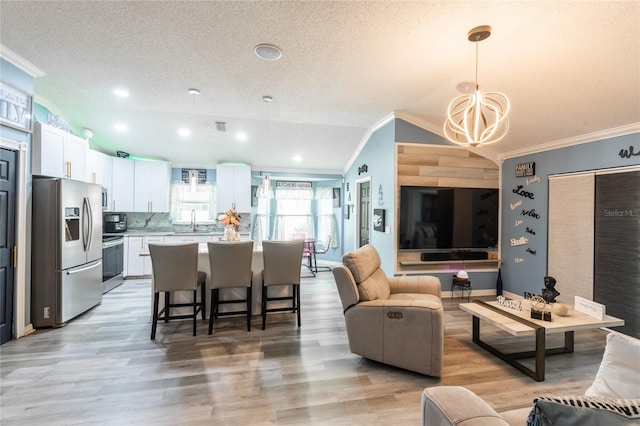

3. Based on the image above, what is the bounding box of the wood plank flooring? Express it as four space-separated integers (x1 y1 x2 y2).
0 273 609 425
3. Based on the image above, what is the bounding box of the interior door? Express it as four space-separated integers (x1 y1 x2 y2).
357 180 371 247
0 148 16 344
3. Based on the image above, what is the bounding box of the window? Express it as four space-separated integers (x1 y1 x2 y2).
273 182 314 240
169 183 217 224
315 186 338 248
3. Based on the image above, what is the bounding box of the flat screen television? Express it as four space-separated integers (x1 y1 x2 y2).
398 186 499 251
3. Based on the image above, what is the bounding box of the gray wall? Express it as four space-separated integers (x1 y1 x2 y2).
500 132 640 298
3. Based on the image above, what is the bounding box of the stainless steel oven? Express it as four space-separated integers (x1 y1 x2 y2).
102 235 124 294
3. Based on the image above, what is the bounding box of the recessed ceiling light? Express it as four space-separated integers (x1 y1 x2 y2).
262 95 273 103
188 88 200 95
113 88 129 98
235 132 247 142
254 44 282 61
114 123 128 132
293 155 302 163
178 127 191 138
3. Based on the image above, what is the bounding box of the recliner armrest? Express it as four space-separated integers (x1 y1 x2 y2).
421 387 509 426
388 275 442 298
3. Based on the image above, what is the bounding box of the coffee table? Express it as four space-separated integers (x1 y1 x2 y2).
460 299 624 381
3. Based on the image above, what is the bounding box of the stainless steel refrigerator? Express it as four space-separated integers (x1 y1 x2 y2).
32 178 103 327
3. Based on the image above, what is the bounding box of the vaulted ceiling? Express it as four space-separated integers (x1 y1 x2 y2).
1 1 638 173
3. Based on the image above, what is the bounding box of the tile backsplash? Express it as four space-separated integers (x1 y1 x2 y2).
121 212 251 233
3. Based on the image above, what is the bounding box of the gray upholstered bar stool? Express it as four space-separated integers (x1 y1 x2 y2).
207 241 254 334
149 243 206 340
261 240 304 330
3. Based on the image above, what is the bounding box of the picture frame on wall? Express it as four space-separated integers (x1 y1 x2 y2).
373 209 385 232
333 187 341 207
344 205 350 220
0 80 33 132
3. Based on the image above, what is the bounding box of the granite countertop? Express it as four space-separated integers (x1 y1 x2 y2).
114 229 250 236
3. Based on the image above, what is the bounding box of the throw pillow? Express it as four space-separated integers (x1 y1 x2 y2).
526 395 640 426
585 332 640 399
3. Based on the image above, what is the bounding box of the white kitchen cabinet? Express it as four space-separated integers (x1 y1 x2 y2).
215 163 251 212
86 150 113 209
111 157 135 212
134 160 171 212
124 235 164 277
85 149 111 185
32 122 88 180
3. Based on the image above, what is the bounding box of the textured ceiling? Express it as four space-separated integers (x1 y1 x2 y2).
1 1 639 174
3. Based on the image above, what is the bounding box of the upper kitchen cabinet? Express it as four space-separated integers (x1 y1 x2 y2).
32 122 87 180
134 160 171 212
86 149 113 209
216 163 251 212
111 157 134 212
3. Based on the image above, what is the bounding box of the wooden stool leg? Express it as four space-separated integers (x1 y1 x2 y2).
151 292 159 340
192 289 197 336
261 284 268 330
247 286 252 332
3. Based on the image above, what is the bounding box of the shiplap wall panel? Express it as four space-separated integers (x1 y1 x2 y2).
395 143 500 272
548 174 595 303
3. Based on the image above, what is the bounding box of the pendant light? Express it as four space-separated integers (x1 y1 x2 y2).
444 25 510 147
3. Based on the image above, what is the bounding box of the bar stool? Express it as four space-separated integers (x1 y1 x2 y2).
149 243 206 340
261 240 304 330
207 241 254 334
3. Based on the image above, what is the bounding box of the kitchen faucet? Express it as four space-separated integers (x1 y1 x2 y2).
191 209 197 232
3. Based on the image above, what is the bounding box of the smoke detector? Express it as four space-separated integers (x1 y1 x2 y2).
254 44 282 61
215 121 227 132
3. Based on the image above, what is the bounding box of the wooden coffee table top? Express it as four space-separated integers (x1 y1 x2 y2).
460 299 625 337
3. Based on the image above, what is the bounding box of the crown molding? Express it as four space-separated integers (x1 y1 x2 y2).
343 112 395 173
0 44 46 77
499 123 640 161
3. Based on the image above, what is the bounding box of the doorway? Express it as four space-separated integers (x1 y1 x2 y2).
0 148 17 344
357 179 371 248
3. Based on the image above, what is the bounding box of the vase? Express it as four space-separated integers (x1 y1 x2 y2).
223 225 238 241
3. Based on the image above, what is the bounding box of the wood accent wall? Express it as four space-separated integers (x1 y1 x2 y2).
395 143 500 274
397 144 499 189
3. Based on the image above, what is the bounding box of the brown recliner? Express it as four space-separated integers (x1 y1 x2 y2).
332 244 444 377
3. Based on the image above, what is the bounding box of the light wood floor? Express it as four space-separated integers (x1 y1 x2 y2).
1 272 609 425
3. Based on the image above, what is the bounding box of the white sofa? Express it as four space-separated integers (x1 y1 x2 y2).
421 331 640 425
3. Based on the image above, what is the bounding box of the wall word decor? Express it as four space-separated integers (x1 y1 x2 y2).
526 175 541 186
510 200 523 210
515 162 536 177
526 227 536 235
358 164 368 175
512 185 535 199
514 219 523 226
521 208 541 219
515 257 524 263
619 146 640 159
526 248 537 255
0 80 33 132
511 236 529 246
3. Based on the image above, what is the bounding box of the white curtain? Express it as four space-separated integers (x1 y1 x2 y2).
273 184 314 240
168 182 217 223
315 186 338 248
